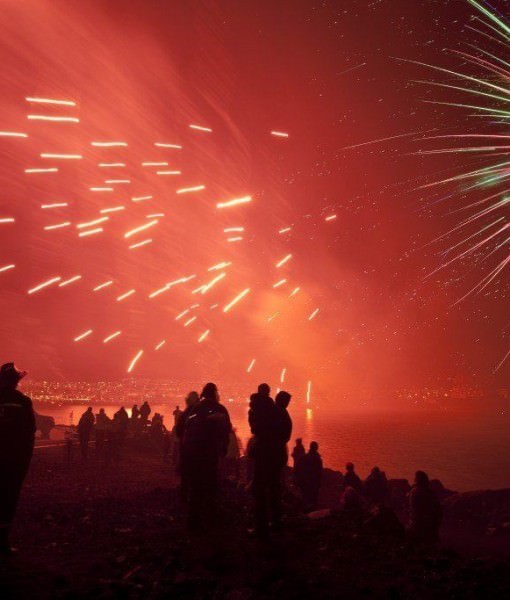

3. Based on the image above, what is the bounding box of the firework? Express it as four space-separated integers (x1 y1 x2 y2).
74 329 93 342
0 264 15 273
27 276 61 294
104 331 122 344
223 288 250 312
417 0 510 368
217 195 252 209
127 349 144 373
59 275 82 287
176 185 206 194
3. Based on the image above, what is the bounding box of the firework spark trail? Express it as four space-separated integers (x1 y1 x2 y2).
0 51 333 390
116 289 136 301
189 124 212 132
124 219 158 238
27 276 61 294
223 288 250 313
272 279 287 288
247 358 256 373
93 280 113 292
74 329 93 342
129 238 152 249
154 142 182 149
127 350 144 373
176 185 206 194
26 96 76 106
308 308 320 321
198 329 210 342
276 253 292 268
41 203 69 209
0 264 15 273
199 272 227 294
217 195 252 209
0 131 28 138
59 275 82 287
27 115 79 123
78 227 103 237
103 331 122 343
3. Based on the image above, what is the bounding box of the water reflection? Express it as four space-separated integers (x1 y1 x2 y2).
35 401 510 491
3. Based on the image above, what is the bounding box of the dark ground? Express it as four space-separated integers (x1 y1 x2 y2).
2 443 510 599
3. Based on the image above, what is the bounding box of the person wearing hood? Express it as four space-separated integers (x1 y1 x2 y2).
181 383 231 531
0 363 35 553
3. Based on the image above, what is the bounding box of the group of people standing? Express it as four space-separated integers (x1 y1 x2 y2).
0 361 443 553
76 401 154 461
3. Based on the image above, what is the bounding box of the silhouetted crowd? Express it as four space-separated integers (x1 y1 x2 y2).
0 363 442 553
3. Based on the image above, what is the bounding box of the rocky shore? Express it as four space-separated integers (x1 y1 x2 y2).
2 443 510 599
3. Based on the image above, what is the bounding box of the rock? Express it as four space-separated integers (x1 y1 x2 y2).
307 509 332 520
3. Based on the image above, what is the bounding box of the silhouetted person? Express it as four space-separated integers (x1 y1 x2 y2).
114 406 129 445
344 462 363 494
0 363 35 553
249 384 292 537
173 405 182 429
408 470 442 544
275 391 293 452
181 383 231 531
224 427 241 482
139 401 151 425
151 412 164 436
291 438 306 470
174 391 200 494
248 383 274 436
131 404 140 420
364 466 388 506
95 408 110 453
77 407 95 461
175 392 200 441
295 441 323 511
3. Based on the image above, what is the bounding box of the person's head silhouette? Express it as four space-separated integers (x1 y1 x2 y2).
275 390 291 408
201 382 219 402
258 383 270 397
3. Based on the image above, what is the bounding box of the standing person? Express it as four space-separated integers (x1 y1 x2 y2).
114 406 129 446
77 407 95 461
95 408 110 454
343 462 363 494
174 392 199 475
181 383 231 531
291 438 306 470
172 405 183 430
0 363 35 553
364 466 388 507
408 470 442 544
139 401 151 426
274 391 292 451
295 441 323 511
131 404 140 420
249 384 292 537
